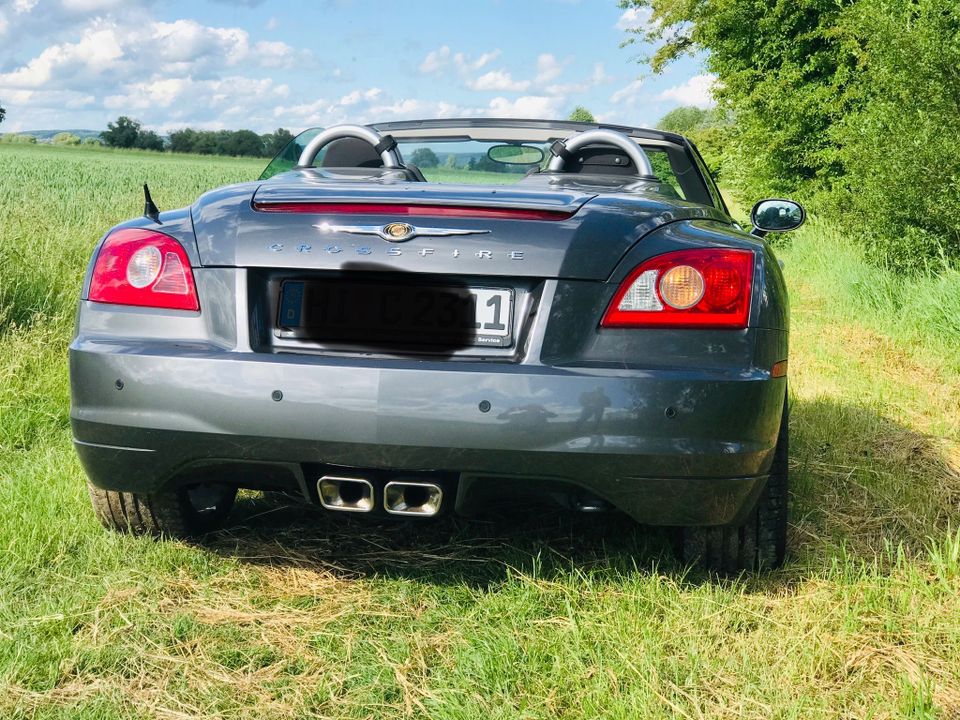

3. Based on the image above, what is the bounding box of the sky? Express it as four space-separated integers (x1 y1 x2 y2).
0 0 713 134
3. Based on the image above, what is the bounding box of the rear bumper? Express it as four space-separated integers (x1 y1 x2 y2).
70 339 785 526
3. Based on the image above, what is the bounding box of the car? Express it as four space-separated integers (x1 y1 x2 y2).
70 118 805 572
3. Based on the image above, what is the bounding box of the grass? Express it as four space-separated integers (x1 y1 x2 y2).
1 143 958 718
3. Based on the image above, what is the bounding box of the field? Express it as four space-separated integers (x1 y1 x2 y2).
1 143 959 719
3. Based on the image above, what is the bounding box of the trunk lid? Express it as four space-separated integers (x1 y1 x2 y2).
192 178 704 280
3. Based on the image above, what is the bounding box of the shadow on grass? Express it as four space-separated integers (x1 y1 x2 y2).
203 396 958 586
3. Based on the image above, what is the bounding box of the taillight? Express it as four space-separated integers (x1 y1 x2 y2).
601 248 753 328
88 228 199 311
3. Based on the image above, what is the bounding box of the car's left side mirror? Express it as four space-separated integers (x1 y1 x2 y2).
750 199 805 237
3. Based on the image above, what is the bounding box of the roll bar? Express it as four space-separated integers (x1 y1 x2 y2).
547 128 654 177
297 124 403 169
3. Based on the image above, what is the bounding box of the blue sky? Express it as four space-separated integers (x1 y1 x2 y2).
0 0 712 134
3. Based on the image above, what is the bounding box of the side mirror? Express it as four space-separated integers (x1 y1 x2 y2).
750 199 805 237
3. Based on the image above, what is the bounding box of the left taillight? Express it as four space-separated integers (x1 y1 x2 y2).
601 248 754 329
88 228 199 311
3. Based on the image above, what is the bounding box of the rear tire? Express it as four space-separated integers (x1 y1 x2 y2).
88 482 237 538
682 394 789 573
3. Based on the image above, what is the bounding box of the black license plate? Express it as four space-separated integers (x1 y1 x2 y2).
278 280 514 348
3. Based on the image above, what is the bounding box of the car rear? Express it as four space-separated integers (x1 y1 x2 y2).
70 122 790 572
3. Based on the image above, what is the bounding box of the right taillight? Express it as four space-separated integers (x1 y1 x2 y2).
88 228 200 311
601 248 754 328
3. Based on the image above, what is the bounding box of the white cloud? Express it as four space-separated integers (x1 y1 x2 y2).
265 16 278 30
656 73 716 108
610 78 644 104
420 45 503 79
467 69 530 92
0 18 298 92
454 49 501 72
14 0 38 12
339 87 382 106
534 53 565 84
615 7 653 31
61 0 129 11
419 45 451 73
486 95 563 119
546 62 611 96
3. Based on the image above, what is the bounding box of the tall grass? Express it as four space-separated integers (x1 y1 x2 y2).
777 226 960 360
0 144 958 718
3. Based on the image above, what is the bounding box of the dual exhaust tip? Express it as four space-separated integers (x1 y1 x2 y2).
317 476 443 516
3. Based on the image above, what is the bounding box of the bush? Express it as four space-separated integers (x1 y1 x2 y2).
830 0 960 271
82 137 102 146
1 133 37 144
51 133 81 146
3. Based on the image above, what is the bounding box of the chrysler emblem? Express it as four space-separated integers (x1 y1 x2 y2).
313 221 490 242
382 222 415 241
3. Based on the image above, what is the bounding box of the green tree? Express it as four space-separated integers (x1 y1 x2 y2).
408 147 440 168
621 0 960 268
220 129 264 157
264 128 294 157
656 106 709 134
101 116 144 148
0 103 5 127
168 128 198 154
135 130 165 151
568 106 595 122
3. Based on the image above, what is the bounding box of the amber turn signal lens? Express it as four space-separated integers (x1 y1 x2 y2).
771 360 788 378
659 265 705 309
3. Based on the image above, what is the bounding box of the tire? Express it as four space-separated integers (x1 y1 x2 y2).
87 482 237 538
682 394 789 573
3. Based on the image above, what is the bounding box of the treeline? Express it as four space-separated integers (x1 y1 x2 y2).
100 116 294 158
629 0 960 271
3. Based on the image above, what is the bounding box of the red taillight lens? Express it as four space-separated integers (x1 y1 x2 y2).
88 228 199 311
601 248 754 328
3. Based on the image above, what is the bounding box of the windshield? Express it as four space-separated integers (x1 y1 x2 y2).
259 126 710 204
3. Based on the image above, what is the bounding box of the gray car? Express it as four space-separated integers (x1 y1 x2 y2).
70 119 804 572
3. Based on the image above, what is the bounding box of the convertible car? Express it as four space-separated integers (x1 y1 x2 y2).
70 119 804 572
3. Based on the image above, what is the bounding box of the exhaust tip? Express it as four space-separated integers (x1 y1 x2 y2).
318 476 375 513
384 481 443 517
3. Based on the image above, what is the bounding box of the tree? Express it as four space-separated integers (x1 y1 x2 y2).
568 106 595 122
264 128 294 157
135 130 165 152
408 147 440 168
101 116 143 148
656 106 709 134
168 128 198 154
220 129 265 157
0 103 5 127
619 0 960 269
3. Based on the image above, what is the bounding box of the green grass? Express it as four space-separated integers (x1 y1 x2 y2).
1 143 958 718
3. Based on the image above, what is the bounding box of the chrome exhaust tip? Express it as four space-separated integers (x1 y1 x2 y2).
317 476 375 513
383 481 443 517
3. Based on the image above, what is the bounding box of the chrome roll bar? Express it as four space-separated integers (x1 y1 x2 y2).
297 124 403 169
547 128 654 176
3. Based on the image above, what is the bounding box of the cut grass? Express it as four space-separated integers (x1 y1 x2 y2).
0 144 958 718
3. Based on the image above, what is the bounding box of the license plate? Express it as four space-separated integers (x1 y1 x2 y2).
278 280 514 348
